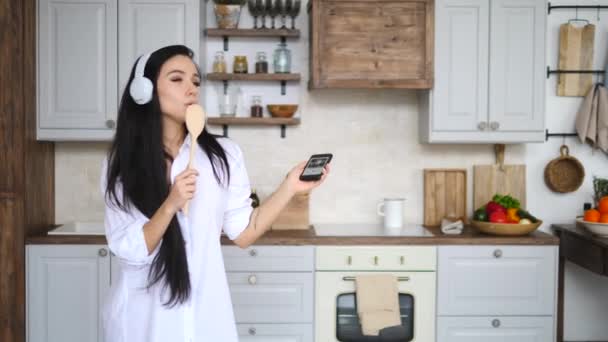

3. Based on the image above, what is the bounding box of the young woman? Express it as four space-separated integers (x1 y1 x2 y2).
101 45 329 342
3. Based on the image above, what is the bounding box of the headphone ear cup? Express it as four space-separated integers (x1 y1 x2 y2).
129 76 153 105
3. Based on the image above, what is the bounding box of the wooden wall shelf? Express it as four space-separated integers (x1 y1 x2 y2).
205 28 300 38
207 117 300 138
206 73 301 81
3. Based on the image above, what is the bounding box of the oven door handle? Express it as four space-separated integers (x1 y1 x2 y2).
342 276 410 282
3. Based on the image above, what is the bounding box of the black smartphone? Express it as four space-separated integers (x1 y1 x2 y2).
299 154 333 181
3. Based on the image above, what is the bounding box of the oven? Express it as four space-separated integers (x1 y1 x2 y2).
315 246 436 342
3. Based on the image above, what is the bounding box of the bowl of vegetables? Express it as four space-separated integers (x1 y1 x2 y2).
471 194 542 236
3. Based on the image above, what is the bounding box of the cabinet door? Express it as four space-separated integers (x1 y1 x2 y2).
433 0 489 132
437 316 553 342
37 0 118 140
227 272 313 323
488 0 545 132
438 246 557 316
237 324 313 341
118 0 200 96
27 245 111 342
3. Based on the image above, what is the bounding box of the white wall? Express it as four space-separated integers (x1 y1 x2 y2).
55 0 608 339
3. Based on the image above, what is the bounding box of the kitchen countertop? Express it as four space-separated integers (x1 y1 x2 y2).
26 223 559 245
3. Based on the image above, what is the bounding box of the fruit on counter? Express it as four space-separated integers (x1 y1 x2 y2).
584 209 601 222
485 201 506 215
599 196 608 214
519 218 532 224
489 211 507 223
517 209 539 223
600 214 608 224
491 194 521 209
506 208 520 223
473 208 488 222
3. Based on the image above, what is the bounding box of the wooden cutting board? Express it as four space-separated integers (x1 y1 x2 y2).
272 193 310 230
473 145 526 211
557 23 596 97
423 169 467 227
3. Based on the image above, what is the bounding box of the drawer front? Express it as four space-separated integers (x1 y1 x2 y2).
316 246 436 271
437 316 553 342
228 272 313 323
237 323 312 341
438 246 557 315
223 246 314 272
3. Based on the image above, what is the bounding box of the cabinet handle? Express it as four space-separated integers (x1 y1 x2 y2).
105 120 116 129
248 327 256 335
493 249 502 258
347 256 352 265
492 319 501 328
98 248 108 257
490 121 500 131
478 121 488 131
400 256 405 265
248 274 257 285
249 249 258 257
374 256 379 266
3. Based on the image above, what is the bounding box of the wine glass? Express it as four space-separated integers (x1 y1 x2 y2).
281 0 292 29
256 0 266 28
248 0 260 28
288 0 301 29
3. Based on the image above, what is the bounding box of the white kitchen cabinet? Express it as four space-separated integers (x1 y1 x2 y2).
37 0 200 141
37 0 118 140
222 246 315 337
420 0 546 143
437 245 557 342
27 245 111 342
437 316 553 342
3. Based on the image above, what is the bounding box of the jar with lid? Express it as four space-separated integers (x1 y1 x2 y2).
250 95 263 117
233 55 248 74
212 51 226 73
255 52 268 73
273 42 291 73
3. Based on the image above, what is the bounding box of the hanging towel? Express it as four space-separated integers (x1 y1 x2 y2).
355 274 401 336
576 83 608 153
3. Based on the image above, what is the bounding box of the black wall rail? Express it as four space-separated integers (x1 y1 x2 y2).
548 2 608 15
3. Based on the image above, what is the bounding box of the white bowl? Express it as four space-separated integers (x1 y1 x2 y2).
577 218 608 237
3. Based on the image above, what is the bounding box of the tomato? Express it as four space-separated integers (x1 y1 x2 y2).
489 211 507 223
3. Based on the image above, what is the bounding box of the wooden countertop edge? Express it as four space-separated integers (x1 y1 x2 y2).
26 226 559 246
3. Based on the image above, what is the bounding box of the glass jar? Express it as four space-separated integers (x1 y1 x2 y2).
233 55 248 74
250 95 263 117
255 52 268 74
273 42 291 73
212 51 226 73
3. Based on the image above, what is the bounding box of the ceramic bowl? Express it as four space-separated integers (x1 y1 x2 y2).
471 220 543 236
577 218 608 237
267 104 298 118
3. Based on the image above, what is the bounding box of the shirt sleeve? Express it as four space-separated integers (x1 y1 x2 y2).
223 145 254 240
100 160 161 266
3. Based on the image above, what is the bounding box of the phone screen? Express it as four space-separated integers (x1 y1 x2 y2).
300 154 332 180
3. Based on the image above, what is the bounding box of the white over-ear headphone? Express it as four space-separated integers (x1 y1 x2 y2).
129 53 153 105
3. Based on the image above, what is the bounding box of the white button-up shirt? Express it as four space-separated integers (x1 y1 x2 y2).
101 136 253 342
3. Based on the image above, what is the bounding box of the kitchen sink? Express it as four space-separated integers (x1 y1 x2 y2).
48 221 105 235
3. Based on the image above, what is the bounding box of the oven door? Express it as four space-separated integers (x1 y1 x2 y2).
315 272 436 342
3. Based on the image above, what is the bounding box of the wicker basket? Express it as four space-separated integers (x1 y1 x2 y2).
544 145 585 193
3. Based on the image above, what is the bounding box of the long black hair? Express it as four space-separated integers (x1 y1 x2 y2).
105 45 230 307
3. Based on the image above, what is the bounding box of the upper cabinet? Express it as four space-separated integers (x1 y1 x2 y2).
308 0 434 89
419 0 546 143
37 0 200 141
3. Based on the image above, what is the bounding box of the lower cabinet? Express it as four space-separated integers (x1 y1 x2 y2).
437 316 553 342
237 323 313 341
223 246 315 340
26 245 111 342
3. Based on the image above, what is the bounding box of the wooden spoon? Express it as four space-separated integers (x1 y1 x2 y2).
183 104 206 215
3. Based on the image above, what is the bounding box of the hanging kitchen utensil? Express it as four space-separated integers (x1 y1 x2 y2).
183 104 206 215
423 169 467 227
473 144 526 210
557 21 596 96
544 144 585 193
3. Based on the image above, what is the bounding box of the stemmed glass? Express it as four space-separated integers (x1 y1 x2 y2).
256 0 266 28
280 0 292 29
266 0 280 29
248 0 260 28
288 0 301 29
